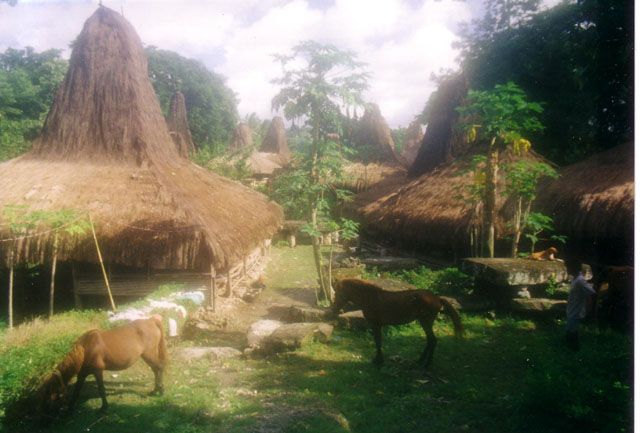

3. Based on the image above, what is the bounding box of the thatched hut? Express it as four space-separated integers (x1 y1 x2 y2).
354 103 399 163
535 143 634 265
259 116 291 161
409 75 469 178
166 91 196 157
0 7 283 280
348 146 550 260
399 121 424 167
228 123 254 153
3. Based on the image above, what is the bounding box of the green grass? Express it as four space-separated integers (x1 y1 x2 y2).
0 247 632 433
2 313 631 433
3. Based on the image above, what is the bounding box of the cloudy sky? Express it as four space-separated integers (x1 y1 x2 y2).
0 0 555 128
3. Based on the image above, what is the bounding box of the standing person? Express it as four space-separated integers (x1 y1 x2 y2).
565 259 595 350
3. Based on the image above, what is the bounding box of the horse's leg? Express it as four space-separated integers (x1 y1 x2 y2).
141 354 165 395
67 370 88 412
418 317 437 368
94 370 108 412
371 323 384 365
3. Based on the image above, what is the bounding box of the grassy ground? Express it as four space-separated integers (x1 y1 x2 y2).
0 246 633 433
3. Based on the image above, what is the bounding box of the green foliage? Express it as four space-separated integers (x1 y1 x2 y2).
457 81 544 149
0 47 67 161
458 0 633 164
145 47 238 156
389 126 407 154
364 266 473 298
523 212 566 254
502 160 558 202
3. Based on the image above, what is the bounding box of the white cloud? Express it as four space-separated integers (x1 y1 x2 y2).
0 0 473 128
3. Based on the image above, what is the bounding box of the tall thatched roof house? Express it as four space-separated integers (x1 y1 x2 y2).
409 75 469 178
535 143 634 264
259 116 291 161
166 91 196 157
399 121 424 167
228 123 254 153
0 7 283 273
354 103 399 163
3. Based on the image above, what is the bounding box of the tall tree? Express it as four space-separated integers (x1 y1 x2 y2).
0 47 67 161
271 40 369 302
457 0 633 165
145 47 239 156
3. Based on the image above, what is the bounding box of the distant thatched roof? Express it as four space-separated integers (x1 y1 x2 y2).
247 152 286 177
259 116 291 161
409 75 469 178
0 7 283 271
166 91 195 157
349 146 549 253
354 103 399 163
228 123 254 153
399 121 424 167
340 162 407 194
535 143 634 263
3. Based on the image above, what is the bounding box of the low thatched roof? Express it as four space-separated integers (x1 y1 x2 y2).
348 146 549 255
166 91 196 157
247 152 286 177
340 162 407 194
535 143 634 264
0 7 283 271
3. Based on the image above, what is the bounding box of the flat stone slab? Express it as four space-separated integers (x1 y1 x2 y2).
177 347 242 362
511 298 567 313
336 310 369 331
245 322 334 357
461 258 571 286
285 305 329 323
247 319 283 347
360 256 419 271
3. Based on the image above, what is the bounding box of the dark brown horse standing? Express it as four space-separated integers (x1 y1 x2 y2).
332 278 464 368
38 316 167 417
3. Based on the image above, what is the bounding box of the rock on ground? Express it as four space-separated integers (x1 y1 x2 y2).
247 319 283 347
177 347 242 362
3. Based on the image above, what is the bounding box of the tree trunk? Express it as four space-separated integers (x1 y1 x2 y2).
510 198 522 258
8 248 14 329
49 233 59 319
483 147 499 258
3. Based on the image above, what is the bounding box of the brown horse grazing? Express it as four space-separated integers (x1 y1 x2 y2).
38 316 167 418
332 278 464 368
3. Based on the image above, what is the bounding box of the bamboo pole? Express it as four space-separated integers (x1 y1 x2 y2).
209 263 216 312
89 214 116 310
49 233 59 319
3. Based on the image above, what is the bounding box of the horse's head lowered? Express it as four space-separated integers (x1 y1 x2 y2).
37 370 66 420
331 279 355 316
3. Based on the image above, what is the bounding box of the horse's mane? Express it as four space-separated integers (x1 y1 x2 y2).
55 343 85 387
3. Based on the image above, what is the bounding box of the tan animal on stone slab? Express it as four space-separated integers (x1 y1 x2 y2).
525 247 563 261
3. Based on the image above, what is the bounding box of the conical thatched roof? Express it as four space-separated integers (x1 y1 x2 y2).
354 103 399 163
228 123 254 153
259 116 291 161
409 75 469 178
399 121 424 167
166 91 196 157
340 162 407 194
0 7 283 271
348 146 550 256
535 143 634 264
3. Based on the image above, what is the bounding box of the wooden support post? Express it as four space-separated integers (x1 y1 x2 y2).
226 261 232 298
89 213 116 310
209 263 216 312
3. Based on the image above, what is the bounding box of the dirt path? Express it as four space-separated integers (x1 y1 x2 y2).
195 245 319 349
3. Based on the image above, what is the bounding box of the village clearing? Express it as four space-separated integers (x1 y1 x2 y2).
0 245 632 433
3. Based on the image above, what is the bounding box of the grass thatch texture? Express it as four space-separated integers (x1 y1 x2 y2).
409 75 468 178
0 7 284 270
227 123 253 153
259 116 291 161
349 147 549 252
534 143 634 262
166 91 196 157
340 162 407 193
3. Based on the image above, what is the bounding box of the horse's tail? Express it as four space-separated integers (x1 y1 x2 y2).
440 298 464 339
152 315 168 366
